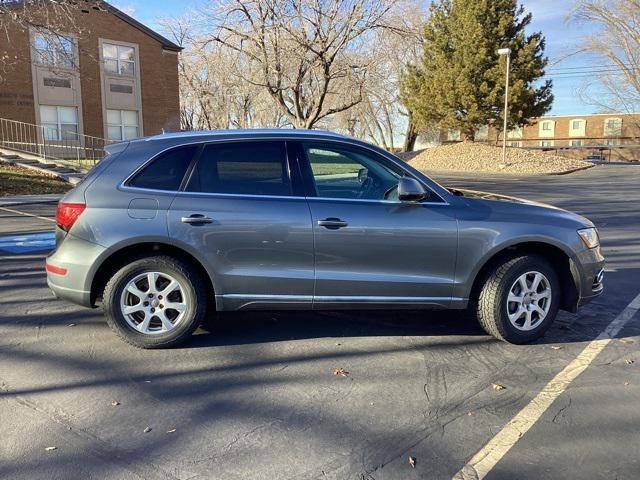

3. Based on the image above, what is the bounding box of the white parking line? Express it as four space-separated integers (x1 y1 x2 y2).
0 205 55 223
454 292 640 480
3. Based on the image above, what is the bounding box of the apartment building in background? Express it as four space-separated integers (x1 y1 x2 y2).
439 113 640 161
0 1 182 148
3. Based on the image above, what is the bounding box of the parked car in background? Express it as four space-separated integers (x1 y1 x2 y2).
46 130 605 348
584 153 605 162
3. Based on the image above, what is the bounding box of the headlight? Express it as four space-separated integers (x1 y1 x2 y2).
577 228 599 249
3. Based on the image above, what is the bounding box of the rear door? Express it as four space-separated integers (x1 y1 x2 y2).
168 140 314 310
293 141 458 308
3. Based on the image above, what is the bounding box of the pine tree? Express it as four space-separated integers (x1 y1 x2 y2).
401 0 553 141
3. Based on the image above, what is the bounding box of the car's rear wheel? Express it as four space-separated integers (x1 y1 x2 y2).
475 255 560 344
103 256 206 348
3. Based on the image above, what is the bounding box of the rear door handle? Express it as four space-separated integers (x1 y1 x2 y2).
181 214 214 225
317 218 348 229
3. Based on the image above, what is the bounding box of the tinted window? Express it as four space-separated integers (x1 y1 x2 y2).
129 145 197 191
303 143 402 200
186 141 290 196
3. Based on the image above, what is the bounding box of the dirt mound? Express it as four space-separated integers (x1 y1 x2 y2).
405 142 592 175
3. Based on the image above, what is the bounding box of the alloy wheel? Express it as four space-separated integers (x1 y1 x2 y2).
506 271 552 331
120 272 187 334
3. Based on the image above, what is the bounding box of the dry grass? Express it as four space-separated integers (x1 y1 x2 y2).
405 142 593 175
0 162 71 196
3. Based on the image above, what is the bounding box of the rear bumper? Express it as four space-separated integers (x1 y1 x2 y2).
574 246 605 308
46 232 106 308
47 278 92 306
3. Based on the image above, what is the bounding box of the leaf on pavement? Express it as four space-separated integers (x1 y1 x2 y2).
332 367 349 377
491 383 506 391
408 456 416 468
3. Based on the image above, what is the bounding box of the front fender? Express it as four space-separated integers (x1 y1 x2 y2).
453 232 581 302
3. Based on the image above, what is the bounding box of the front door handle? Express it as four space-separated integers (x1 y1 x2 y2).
317 218 348 229
181 214 214 225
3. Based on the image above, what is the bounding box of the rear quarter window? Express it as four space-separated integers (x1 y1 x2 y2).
128 145 199 191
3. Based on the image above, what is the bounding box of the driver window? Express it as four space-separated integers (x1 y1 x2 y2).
303 143 403 200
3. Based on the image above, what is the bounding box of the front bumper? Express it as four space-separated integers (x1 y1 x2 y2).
46 231 106 308
574 245 605 307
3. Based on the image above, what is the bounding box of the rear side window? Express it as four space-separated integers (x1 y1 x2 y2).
186 141 290 196
128 145 198 191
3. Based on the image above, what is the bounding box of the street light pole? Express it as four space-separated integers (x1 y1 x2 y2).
497 48 511 164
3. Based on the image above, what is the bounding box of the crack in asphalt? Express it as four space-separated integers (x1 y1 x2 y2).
552 395 572 425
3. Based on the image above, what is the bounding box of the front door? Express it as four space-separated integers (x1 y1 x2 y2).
294 141 458 309
168 140 314 310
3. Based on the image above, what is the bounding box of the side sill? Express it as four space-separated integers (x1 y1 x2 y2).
217 294 467 311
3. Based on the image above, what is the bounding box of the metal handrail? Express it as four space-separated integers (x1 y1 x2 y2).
0 117 114 170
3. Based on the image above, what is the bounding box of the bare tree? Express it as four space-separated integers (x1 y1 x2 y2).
572 0 640 119
160 15 288 131
198 0 403 129
330 1 425 149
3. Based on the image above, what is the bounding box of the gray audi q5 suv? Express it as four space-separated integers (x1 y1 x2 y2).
46 129 604 348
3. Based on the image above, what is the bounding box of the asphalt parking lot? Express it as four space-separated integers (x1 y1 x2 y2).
1 164 639 480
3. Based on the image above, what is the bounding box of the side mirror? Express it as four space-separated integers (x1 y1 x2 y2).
398 177 428 202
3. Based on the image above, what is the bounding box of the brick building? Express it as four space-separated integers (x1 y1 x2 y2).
438 113 640 161
0 1 182 147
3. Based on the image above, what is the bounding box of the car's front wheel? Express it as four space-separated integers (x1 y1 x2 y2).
475 255 560 344
103 256 207 348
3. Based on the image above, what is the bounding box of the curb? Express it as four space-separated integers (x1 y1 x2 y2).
421 164 596 178
0 194 63 206
546 164 595 176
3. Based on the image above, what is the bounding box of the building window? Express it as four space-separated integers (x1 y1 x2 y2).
33 32 75 69
540 140 554 147
447 129 461 141
508 141 522 147
539 120 555 137
604 118 622 137
107 110 139 141
569 119 586 137
605 138 621 146
39 105 78 141
103 43 136 76
570 140 584 147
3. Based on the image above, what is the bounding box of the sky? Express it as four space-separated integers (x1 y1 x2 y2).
110 0 610 116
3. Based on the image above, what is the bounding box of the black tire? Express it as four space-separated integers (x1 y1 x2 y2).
103 256 207 348
475 255 560 344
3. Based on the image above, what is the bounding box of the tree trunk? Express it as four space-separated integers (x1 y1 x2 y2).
403 118 418 152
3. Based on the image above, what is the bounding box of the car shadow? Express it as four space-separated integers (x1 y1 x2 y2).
193 308 484 347
185 297 629 349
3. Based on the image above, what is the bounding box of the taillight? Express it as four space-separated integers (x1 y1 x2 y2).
56 202 86 231
45 261 68 276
